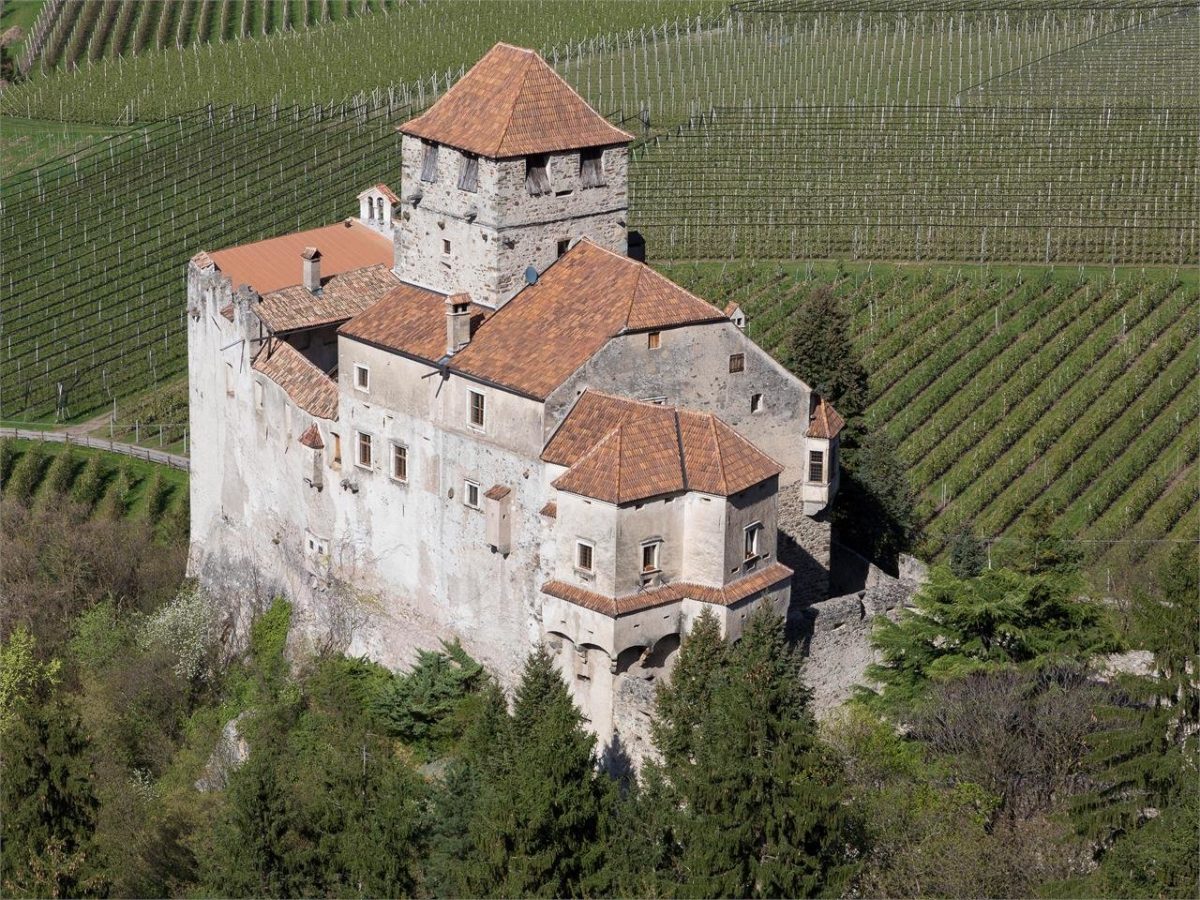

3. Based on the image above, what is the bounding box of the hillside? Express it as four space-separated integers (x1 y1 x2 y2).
663 260 1198 583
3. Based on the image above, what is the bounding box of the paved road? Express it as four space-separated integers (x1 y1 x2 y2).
0 428 190 471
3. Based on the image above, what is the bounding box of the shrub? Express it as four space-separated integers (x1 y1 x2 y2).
4 444 47 503
71 455 107 509
139 584 220 683
40 446 77 500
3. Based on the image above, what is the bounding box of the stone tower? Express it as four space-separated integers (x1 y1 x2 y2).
393 43 633 308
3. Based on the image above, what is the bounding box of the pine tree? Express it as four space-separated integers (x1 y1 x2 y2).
460 647 605 897
785 284 870 425
1 693 107 897
1007 500 1080 576
665 609 859 897
651 607 727 769
948 524 987 578
834 427 919 571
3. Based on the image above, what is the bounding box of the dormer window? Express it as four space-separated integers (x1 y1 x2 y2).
458 153 479 192
420 142 439 182
580 147 605 188
808 449 825 483
525 154 550 196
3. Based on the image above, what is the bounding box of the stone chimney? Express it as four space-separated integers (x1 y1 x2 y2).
301 247 322 293
445 293 472 356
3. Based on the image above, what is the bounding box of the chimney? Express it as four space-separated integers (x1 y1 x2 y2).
445 293 472 355
301 247 322 293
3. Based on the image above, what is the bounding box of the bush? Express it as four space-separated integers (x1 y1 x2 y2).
71 455 108 509
40 446 77 500
140 584 220 683
96 463 133 519
373 640 484 756
0 438 17 485
144 472 170 521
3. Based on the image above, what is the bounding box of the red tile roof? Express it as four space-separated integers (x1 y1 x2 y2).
447 239 727 399
257 264 399 334
358 183 399 203
542 562 793 618
338 282 493 360
544 390 782 504
206 219 392 295
399 43 632 157
298 424 324 449
539 501 557 519
806 396 845 440
252 339 338 420
484 484 511 501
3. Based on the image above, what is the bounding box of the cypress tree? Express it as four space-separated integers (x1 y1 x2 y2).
785 284 870 426
947 523 987 578
665 609 859 898
460 647 605 897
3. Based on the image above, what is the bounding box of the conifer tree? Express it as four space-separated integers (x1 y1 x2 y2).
460 647 605 897
663 609 859 897
1007 500 1080 576
834 427 919 570
785 284 870 426
948 524 987 578
651 608 727 769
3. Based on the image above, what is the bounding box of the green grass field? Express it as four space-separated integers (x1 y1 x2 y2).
663 259 1198 581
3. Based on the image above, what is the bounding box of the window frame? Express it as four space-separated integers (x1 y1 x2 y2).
355 431 374 470
442 238 451 255
750 392 764 413
579 147 606 188
391 443 408 483
525 153 551 196
729 353 745 374
457 152 479 192
808 449 826 483
468 389 486 431
330 432 342 467
641 540 662 574
744 522 762 561
353 363 370 393
464 479 482 510
647 331 661 350
575 539 595 574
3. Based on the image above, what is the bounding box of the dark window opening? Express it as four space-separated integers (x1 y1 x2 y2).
557 239 570 258
420 142 439 183
580 147 605 188
729 353 745 373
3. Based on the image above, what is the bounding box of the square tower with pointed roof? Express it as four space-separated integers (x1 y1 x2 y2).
394 43 633 308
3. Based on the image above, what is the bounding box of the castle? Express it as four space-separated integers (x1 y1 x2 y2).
186 43 842 756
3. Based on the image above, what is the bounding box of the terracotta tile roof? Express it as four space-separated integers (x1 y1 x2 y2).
542 562 793 618
399 43 632 157
358 183 399 203
191 251 214 270
448 240 727 399
806 396 846 440
724 301 741 317
298 424 324 449
257 264 399 334
544 390 782 504
206 219 392 295
540 501 557 518
484 484 511 501
252 338 338 420
338 282 493 361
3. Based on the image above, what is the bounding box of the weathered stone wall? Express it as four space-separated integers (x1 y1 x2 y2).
777 482 831 605
394 135 628 306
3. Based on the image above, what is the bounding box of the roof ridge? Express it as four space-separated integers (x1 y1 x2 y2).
491 49 535 158
673 408 689 492
713 414 786 479
707 413 727 494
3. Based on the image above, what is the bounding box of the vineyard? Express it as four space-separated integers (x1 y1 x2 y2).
0 100 405 419
664 260 1198 576
0 0 718 122
0 437 188 532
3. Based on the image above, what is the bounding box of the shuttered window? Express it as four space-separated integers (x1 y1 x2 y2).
457 154 479 192
525 154 550 195
420 142 439 182
579 148 605 188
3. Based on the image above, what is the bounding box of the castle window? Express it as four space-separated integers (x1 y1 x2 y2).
557 239 570 258
464 480 481 510
729 353 745 373
443 239 451 255
458 154 479 192
647 331 661 350
750 392 764 413
744 523 762 561
575 540 594 573
354 364 369 392
809 449 825 483
420 141 439 182
468 390 486 429
356 431 373 469
391 444 408 483
641 540 661 573
369 196 377 220
331 432 342 467
525 154 550 196
580 147 605 188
